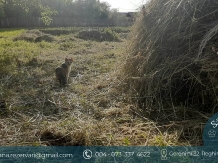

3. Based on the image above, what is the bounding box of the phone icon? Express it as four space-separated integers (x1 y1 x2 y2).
83 149 92 159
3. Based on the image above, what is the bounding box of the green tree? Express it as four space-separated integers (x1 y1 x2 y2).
1 0 115 26
0 0 5 18
3 0 58 25
98 1 110 18
72 0 110 19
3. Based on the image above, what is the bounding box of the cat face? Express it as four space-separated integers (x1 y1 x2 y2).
65 58 73 65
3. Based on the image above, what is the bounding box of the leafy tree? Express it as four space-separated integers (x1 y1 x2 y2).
98 1 110 18
0 0 121 26
40 4 57 25
0 0 5 18
2 0 58 25
72 0 110 19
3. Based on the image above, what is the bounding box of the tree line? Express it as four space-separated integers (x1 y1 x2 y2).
0 0 126 25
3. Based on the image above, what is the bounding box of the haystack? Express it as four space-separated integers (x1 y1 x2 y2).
122 0 218 120
14 30 55 42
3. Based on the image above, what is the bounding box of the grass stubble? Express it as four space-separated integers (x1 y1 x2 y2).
0 27 198 146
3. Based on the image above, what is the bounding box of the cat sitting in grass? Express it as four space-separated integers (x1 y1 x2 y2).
55 58 73 87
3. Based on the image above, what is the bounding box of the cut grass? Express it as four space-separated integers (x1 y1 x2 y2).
77 28 121 42
39 27 82 36
14 29 56 42
0 27 202 146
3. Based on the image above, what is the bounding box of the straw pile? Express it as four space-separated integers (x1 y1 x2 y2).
14 30 55 42
122 0 218 120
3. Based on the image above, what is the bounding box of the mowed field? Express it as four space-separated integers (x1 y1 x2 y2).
0 27 199 146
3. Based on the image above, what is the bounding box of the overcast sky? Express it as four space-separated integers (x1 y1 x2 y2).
101 0 147 12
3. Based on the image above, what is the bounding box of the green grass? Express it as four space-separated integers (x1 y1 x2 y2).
0 38 41 75
0 28 26 37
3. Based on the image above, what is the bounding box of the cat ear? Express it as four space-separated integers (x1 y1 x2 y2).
70 58 74 61
65 58 68 61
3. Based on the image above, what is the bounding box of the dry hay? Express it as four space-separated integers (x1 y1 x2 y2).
39 28 81 36
14 29 56 42
77 29 120 42
39 129 86 146
121 0 218 121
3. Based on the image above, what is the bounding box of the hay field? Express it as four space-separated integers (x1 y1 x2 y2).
0 27 201 146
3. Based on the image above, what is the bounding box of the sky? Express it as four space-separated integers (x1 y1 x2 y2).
101 0 147 12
